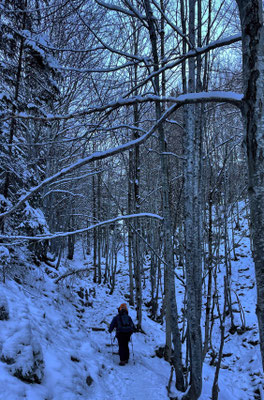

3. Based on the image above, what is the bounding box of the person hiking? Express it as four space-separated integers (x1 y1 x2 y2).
109 303 136 366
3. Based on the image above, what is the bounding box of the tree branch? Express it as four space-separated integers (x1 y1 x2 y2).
3 91 243 122
0 213 163 241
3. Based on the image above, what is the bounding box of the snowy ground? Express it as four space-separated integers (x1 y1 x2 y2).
0 210 263 399
0 253 171 400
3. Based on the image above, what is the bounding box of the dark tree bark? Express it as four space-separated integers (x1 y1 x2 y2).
236 0 264 371
182 1 203 398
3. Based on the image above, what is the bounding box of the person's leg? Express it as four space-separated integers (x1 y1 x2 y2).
117 335 126 365
124 333 130 362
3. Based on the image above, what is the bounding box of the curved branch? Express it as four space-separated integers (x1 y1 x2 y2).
3 91 243 122
0 213 163 241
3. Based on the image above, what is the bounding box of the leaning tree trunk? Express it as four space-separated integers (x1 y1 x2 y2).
236 0 264 371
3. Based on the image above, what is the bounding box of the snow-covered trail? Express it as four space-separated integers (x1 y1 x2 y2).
80 266 171 400
88 333 170 400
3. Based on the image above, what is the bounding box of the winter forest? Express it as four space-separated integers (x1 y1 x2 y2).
0 0 264 399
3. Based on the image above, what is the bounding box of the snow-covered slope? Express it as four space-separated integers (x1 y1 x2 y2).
0 214 263 400
0 251 171 400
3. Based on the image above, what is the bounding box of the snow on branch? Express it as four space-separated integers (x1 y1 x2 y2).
4 91 243 122
176 91 243 104
0 213 163 241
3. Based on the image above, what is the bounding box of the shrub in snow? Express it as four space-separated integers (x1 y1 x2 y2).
0 293 9 320
18 201 50 263
1 321 44 383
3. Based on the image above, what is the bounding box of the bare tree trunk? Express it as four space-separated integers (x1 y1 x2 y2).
183 1 203 398
236 0 264 370
97 168 102 284
150 221 158 319
223 171 235 332
133 60 142 329
128 146 135 305
203 188 213 359
143 0 185 391
133 142 142 329
92 173 97 283
160 0 172 361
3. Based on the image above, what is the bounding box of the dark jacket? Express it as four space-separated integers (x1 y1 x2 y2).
109 310 136 334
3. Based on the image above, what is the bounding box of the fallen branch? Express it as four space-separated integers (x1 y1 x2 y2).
55 267 91 283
